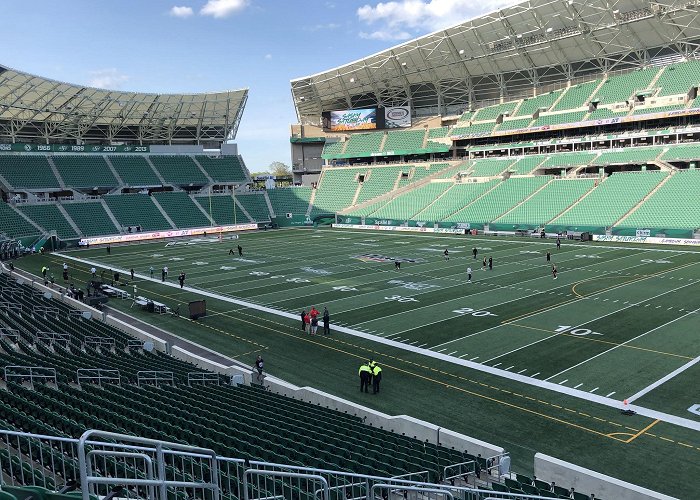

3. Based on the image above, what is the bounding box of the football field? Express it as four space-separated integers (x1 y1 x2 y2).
20 227 700 497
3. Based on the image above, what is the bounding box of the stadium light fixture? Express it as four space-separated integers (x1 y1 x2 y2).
458 49 464 55
350 77 355 83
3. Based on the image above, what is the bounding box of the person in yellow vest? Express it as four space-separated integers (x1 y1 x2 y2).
358 362 371 393
372 364 382 394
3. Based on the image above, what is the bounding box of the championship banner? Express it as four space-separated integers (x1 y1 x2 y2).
78 223 258 246
593 235 700 247
0 143 150 153
384 106 411 128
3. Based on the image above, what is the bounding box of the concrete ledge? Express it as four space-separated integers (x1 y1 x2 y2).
170 345 251 384
534 453 678 500
264 375 503 458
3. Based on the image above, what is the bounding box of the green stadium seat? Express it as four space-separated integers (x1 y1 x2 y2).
515 90 564 116
51 156 118 189
552 80 601 111
152 192 212 228
109 156 161 186
236 194 271 222
104 194 172 231
62 202 118 237
194 194 250 225
266 187 312 218
150 156 209 185
0 203 41 239
195 156 248 184
653 60 700 96
0 156 60 190
18 204 79 239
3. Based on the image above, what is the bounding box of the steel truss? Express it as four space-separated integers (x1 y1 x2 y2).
291 0 700 122
0 65 248 144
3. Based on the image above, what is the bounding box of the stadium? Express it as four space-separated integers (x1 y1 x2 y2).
0 0 699 499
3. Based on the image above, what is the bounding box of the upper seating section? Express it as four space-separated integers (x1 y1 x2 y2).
17 204 79 239
109 156 161 186
152 192 211 229
62 201 118 237
591 67 659 104
551 172 667 229
470 159 513 177
0 156 61 190
195 155 248 184
149 156 209 185
322 140 346 158
592 146 663 165
540 152 597 169
472 102 518 121
51 156 118 189
0 203 40 239
661 142 700 161
104 194 171 231
311 168 364 216
514 90 564 117
531 111 587 127
343 133 384 157
651 60 700 97
551 80 601 111
383 130 425 152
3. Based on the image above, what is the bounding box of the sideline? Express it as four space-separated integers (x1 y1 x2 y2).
56 251 700 434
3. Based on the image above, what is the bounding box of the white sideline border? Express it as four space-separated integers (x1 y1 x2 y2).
57 252 700 434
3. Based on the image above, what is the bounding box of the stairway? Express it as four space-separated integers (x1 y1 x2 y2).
56 204 84 237
150 196 178 229
144 156 168 185
103 156 124 186
99 199 124 233
46 157 67 190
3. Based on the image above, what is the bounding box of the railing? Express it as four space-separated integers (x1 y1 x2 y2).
187 372 221 386
3 366 57 386
0 327 20 340
0 301 22 313
137 370 175 387
84 336 116 350
36 331 70 347
76 368 121 386
32 305 59 318
127 339 145 349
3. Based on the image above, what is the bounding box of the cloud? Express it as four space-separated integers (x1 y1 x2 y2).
357 0 514 39
359 30 412 41
200 0 248 18
87 68 130 89
264 54 272 60
304 22 342 32
170 5 194 17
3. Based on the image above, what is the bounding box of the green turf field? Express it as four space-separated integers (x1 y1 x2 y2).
17 228 700 497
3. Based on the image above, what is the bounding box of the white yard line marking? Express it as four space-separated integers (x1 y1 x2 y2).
448 351 458 356
626 348 700 403
559 379 568 385
606 392 616 398
505 365 514 371
458 353 470 359
531 372 540 378
517 368 527 374
590 387 599 393
574 383 583 389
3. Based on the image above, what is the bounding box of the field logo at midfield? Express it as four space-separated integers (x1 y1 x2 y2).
301 267 332 275
688 404 700 416
387 279 438 291
231 258 264 264
354 254 424 263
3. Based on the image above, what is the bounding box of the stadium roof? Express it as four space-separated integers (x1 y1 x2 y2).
291 0 700 122
0 64 248 144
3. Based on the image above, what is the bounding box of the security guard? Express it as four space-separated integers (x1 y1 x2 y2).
358 362 371 393
368 359 377 386
372 364 382 394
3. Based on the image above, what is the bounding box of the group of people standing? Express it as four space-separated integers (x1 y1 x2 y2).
300 306 330 335
358 359 382 394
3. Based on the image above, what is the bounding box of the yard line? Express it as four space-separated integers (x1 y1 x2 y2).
517 368 527 374
531 372 540 378
589 387 599 393
492 362 501 367
482 265 698 366
574 383 583 389
436 348 447 353
417 343 428 348
606 392 616 397
470 356 480 361
458 353 470 359
447 351 458 356
558 379 568 385
505 366 514 371
545 304 700 382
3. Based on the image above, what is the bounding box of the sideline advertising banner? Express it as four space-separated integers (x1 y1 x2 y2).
333 223 465 235
384 106 411 128
79 224 258 246
593 235 700 247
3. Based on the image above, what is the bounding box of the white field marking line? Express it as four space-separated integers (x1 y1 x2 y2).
351 247 632 327
487 270 698 367
265 245 602 314
606 392 616 397
559 379 568 385
545 304 700 382
55 253 700 433
590 387 599 393
574 383 583 389
425 251 670 349
326 228 700 254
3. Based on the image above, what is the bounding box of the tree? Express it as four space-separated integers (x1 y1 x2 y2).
268 161 292 177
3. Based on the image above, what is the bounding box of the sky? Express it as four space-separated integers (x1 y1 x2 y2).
1 0 514 171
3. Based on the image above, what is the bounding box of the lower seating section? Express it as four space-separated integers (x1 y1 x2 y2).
0 273 466 485
51 156 118 189
61 202 117 237
416 181 498 221
266 187 312 217
310 168 363 216
236 193 271 222
551 172 667 229
109 155 161 186
17 205 79 239
494 179 595 226
497 117 533 131
451 121 497 137
0 156 61 190
152 192 211 228
618 170 700 230
592 146 663 165
104 194 171 231
195 155 248 184
368 183 452 220
383 130 425 152
355 166 403 204
509 155 545 174
396 163 450 187
0 203 40 239
150 156 209 185
540 152 597 169
321 140 346 158
444 176 550 223
195 195 250 225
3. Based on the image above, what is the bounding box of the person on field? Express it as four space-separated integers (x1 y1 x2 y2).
372 363 382 394
467 267 472 283
482 257 487 270
556 237 561 250
253 355 264 382
90 267 96 279
130 268 135 281
178 272 186 288
394 260 401 270
300 310 307 332
359 362 371 393
310 315 318 335
444 249 449 261
488 256 493 271
473 247 478 259
546 251 551 262
304 312 311 332
323 307 330 335
552 264 558 280
310 306 319 320
237 244 243 256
